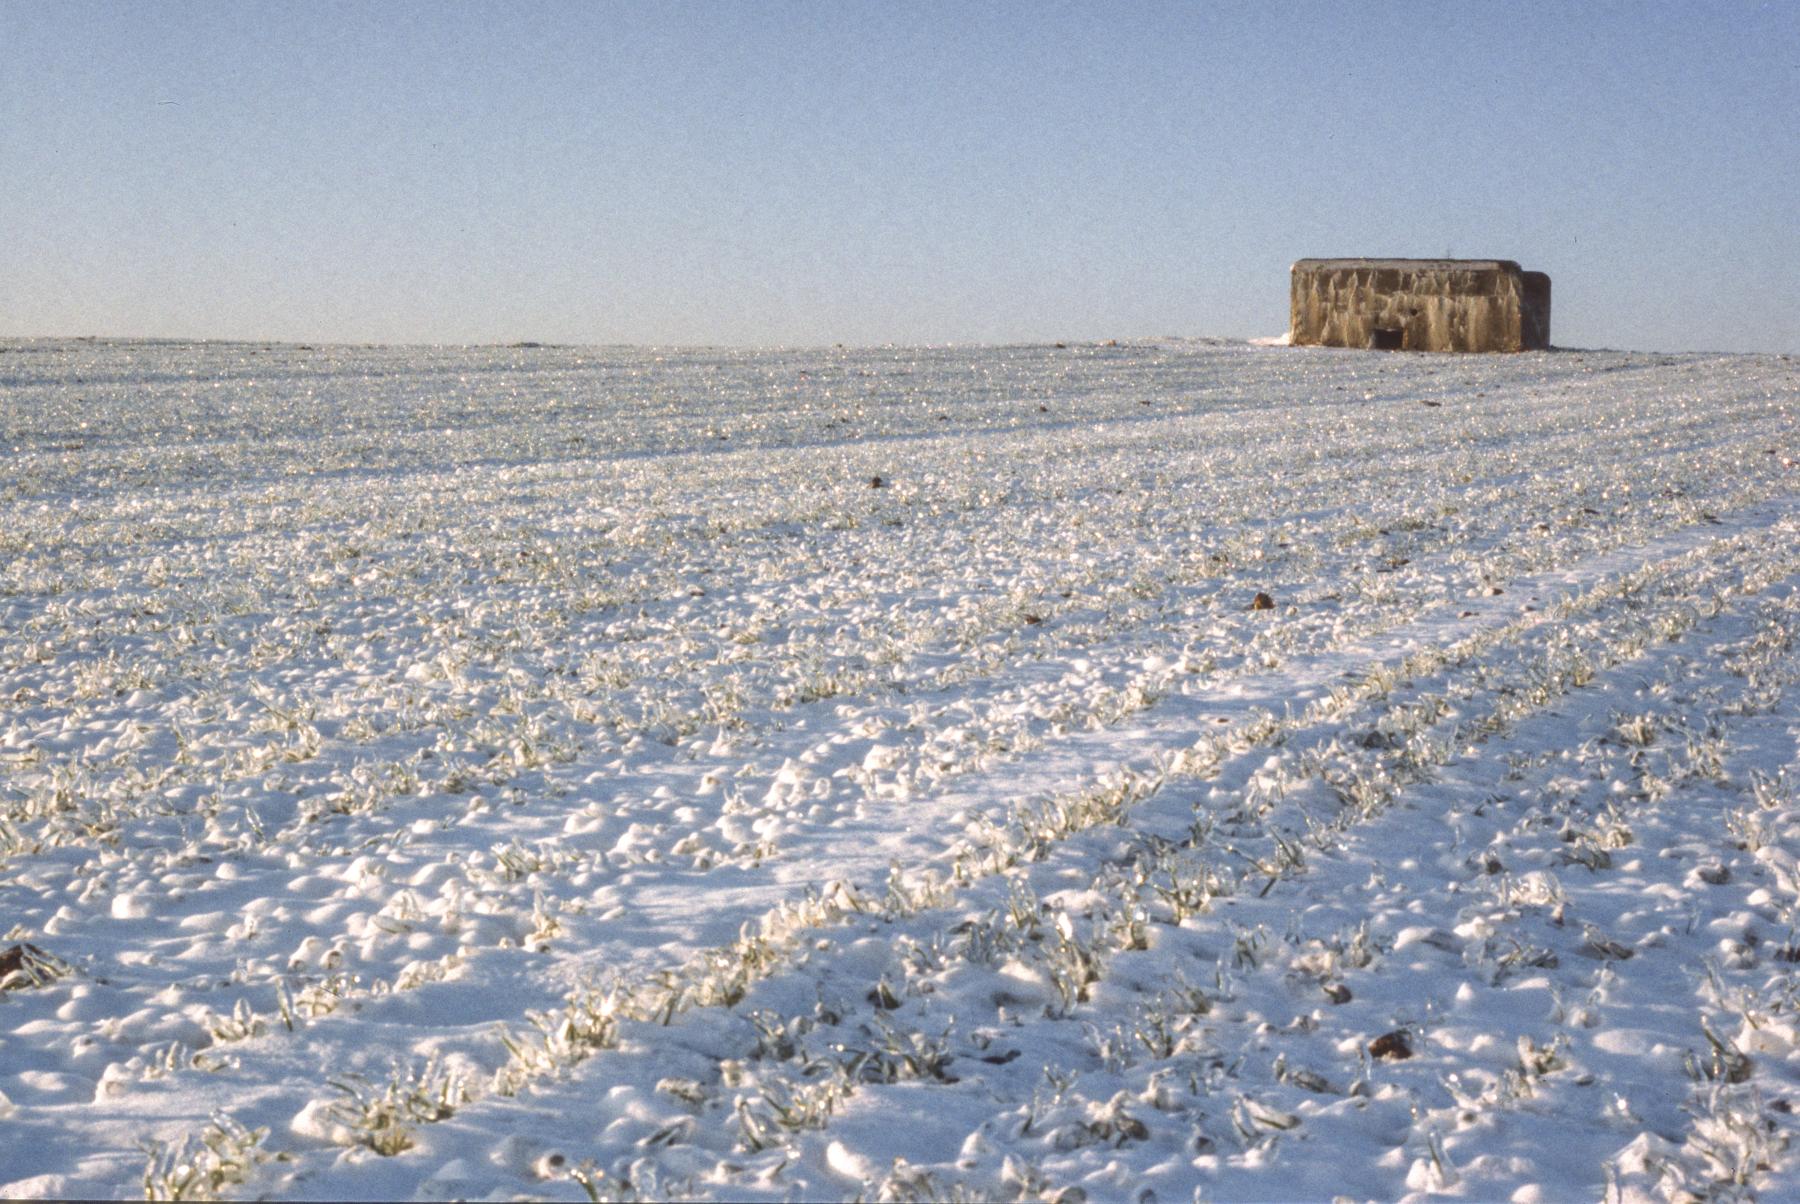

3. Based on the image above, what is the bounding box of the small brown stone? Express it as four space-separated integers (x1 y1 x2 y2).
1369 1030 1413 1060
1250 592 1276 611
869 476 884 488
1323 982 1352 1005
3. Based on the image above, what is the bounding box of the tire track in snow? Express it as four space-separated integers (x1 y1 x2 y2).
235 506 1800 1201
568 499 1800 977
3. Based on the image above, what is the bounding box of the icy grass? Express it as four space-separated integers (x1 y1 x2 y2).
0 337 1797 1200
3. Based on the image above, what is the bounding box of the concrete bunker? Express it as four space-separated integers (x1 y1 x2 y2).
1290 258 1551 353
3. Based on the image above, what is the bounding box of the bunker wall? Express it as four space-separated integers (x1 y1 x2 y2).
1290 261 1551 353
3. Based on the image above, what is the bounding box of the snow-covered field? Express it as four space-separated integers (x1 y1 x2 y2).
2 336 1798 1201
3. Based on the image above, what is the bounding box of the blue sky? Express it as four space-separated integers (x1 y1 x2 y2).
3 2 1796 351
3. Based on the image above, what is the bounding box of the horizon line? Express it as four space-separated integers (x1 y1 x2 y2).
3 333 1780 358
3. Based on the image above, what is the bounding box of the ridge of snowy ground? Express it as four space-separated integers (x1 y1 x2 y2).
0 337 1797 1200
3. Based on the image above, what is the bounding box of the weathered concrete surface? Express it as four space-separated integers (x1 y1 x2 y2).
1290 258 1552 352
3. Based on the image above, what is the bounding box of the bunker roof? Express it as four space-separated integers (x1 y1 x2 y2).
1292 258 1523 274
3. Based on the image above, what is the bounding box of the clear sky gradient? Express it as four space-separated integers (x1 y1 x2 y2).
4 1 1796 351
